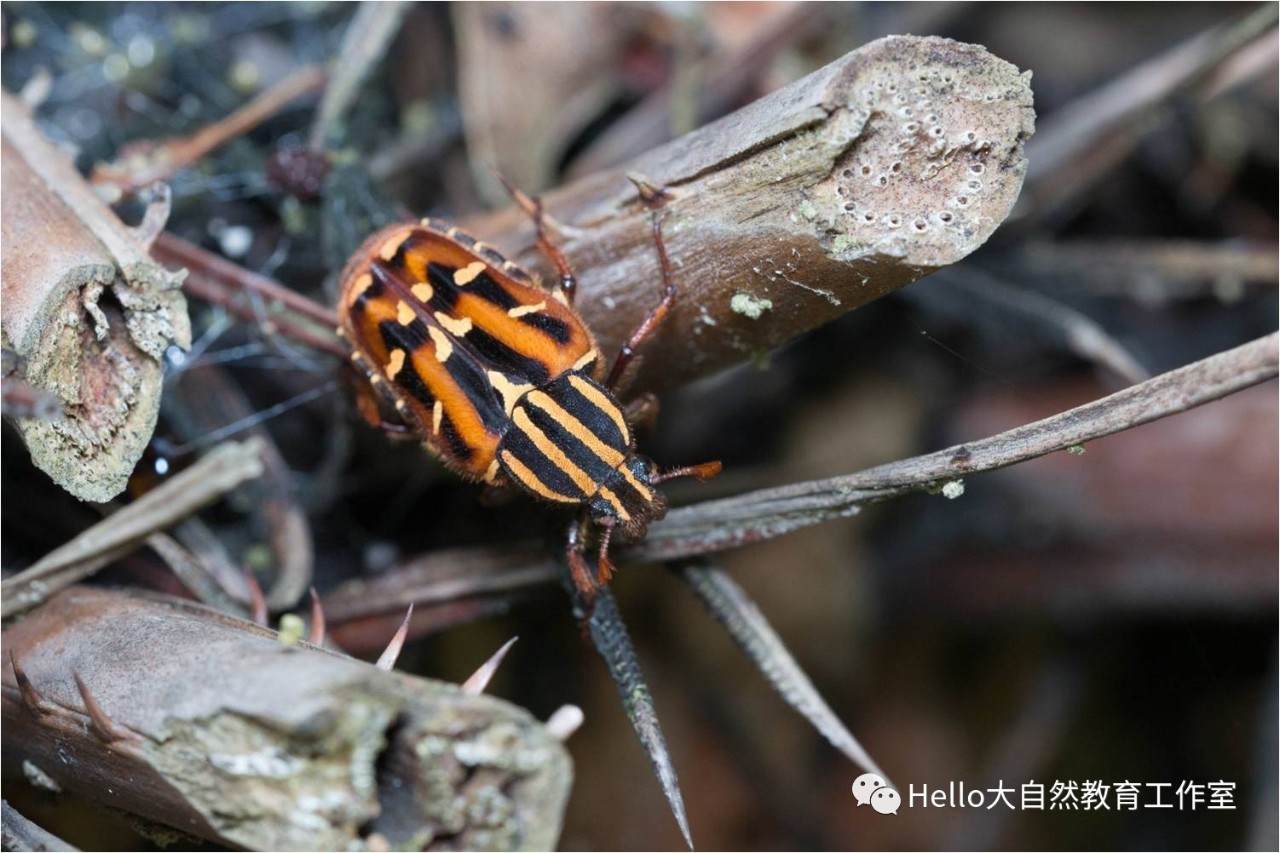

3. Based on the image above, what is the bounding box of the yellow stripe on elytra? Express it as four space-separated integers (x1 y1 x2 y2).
598 487 632 522
378 235 405 262
508 301 545 318
453 261 486 285
567 375 629 444
500 449 577 502
488 371 531 415
396 301 415 325
525 391 624 468
385 348 406 380
434 312 473 336
411 283 433 302
432 400 443 434
427 326 453 362
512 408 596 495
349 272 374 301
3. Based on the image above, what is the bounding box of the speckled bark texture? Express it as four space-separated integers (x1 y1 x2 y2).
1 91 190 503
467 35 1035 391
1 588 572 851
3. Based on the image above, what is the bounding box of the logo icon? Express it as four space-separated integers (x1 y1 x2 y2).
872 787 901 815
853 772 901 815
852 773 886 806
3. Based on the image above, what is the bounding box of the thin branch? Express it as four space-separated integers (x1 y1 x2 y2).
91 66 327 196
152 232 346 358
1017 4 1279 225
1 439 266 618
1 800 77 852
630 333 1278 562
309 2 411 152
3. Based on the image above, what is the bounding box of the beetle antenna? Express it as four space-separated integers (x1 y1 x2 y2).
652 460 723 484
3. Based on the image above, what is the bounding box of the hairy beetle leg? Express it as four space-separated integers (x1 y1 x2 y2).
492 169 578 305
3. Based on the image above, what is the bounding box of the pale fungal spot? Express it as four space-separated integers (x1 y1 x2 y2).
730 292 773 319
453 261 486 285
378 236 404 262
432 400 443 434
428 326 453 361
941 480 964 499
434 312 473 336
508 301 546 318
396 301 415 325
385 349 406 380
412 283 433 302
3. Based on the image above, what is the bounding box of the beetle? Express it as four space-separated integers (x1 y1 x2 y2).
336 184 719 602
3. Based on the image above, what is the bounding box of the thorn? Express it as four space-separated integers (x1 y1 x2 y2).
545 704 584 741
72 672 134 743
9 652 53 715
307 587 326 646
460 637 518 695
244 568 267 626
375 604 414 671
625 172 671 207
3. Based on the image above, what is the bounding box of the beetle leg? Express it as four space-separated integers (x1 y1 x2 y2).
622 392 660 434
349 371 415 438
605 210 677 394
492 170 578 305
595 516 617 584
565 515 598 612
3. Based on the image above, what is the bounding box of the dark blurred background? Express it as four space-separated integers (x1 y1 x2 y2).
2 3 1276 849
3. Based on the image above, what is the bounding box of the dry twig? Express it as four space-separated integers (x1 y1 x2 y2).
466 35 1036 392
1 439 266 618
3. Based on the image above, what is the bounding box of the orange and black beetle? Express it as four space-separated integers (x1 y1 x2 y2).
337 192 719 601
